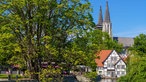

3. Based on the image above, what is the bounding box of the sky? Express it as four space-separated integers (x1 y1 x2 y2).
89 0 146 37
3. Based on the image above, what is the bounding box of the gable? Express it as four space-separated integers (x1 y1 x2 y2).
95 50 113 67
104 50 121 65
104 50 119 62
115 59 126 66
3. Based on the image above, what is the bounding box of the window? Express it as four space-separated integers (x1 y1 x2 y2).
114 57 117 61
117 71 120 75
107 71 110 75
111 56 117 61
110 63 113 68
99 71 102 74
122 65 125 69
111 57 114 60
98 67 103 70
117 65 120 69
122 71 125 75
98 67 100 69
107 64 110 67
107 63 113 68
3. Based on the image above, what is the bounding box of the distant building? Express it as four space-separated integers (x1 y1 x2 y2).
96 1 112 37
113 37 134 56
113 37 134 48
95 50 126 78
96 1 134 55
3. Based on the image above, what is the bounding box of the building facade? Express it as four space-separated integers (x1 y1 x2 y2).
95 50 126 78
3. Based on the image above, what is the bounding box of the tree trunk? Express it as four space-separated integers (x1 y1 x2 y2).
29 59 40 81
31 74 39 81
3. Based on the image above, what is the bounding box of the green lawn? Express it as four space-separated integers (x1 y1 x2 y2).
0 74 27 79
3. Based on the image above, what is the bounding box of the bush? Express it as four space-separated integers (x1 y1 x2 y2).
84 72 97 79
40 65 63 82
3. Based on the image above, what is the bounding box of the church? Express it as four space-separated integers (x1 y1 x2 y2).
95 1 134 56
95 1 112 37
95 1 133 78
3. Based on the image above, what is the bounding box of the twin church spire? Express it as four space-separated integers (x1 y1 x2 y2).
97 6 103 26
104 1 110 23
96 1 112 37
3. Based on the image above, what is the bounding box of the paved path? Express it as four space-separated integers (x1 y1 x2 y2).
76 75 91 82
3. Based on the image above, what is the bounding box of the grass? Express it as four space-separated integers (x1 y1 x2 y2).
0 74 27 79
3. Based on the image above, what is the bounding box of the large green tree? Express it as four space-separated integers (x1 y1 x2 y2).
0 0 94 80
0 0 123 81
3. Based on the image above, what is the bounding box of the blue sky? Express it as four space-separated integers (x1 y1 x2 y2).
90 0 146 37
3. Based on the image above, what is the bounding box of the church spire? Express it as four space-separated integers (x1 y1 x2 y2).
97 6 103 25
104 1 110 22
102 1 112 37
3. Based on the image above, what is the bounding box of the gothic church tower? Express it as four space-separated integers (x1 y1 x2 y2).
96 6 103 30
96 1 112 37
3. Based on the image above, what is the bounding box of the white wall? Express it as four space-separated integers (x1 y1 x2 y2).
97 50 126 78
115 60 126 77
103 50 120 77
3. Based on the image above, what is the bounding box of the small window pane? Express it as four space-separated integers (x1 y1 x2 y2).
117 65 120 69
117 71 120 75
122 65 125 69
122 71 125 75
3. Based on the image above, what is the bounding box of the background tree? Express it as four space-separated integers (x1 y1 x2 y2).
64 29 122 71
118 34 146 82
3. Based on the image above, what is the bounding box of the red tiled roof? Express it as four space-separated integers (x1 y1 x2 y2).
95 50 112 67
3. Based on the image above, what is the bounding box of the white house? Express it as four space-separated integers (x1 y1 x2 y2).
95 50 126 78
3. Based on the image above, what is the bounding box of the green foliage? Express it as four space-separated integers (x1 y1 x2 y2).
130 34 146 56
40 65 62 82
0 74 26 79
118 34 146 82
84 72 97 79
118 56 146 82
0 0 94 80
65 29 122 69
0 25 17 65
0 0 122 80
